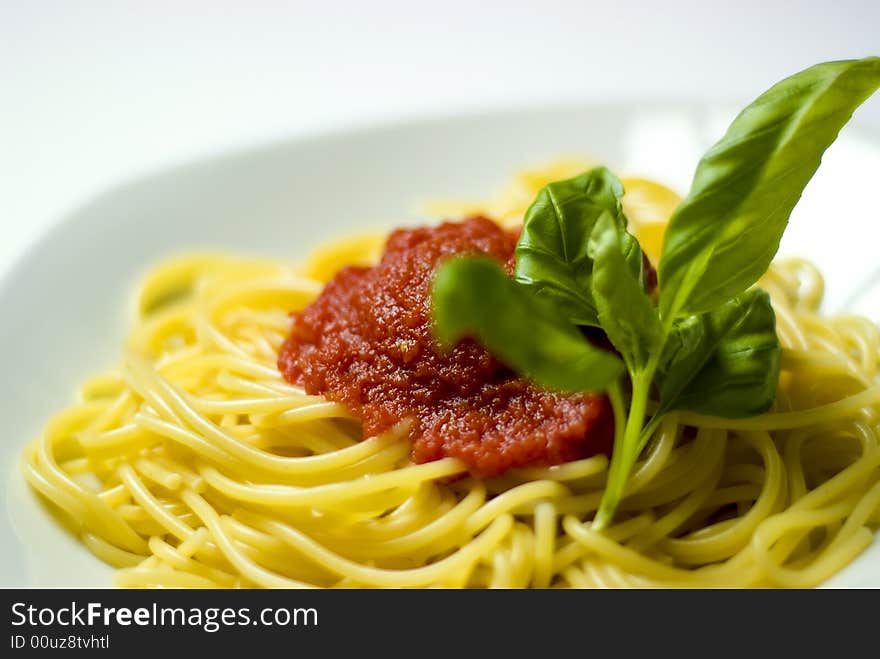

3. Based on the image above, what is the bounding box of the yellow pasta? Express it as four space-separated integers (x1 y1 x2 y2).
21 163 880 588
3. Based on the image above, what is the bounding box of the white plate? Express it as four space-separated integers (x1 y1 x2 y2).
3 103 880 587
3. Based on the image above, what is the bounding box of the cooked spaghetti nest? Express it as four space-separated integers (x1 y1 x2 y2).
22 164 880 588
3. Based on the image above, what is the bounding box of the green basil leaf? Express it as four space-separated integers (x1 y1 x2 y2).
431 256 623 393
514 166 642 326
588 212 662 371
659 57 880 319
656 288 780 418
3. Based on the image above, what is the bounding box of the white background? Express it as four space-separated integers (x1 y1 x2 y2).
2 0 879 280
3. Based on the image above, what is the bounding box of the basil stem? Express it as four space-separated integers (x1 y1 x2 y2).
593 361 659 530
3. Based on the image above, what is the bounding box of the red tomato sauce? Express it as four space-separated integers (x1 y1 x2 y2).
278 217 614 477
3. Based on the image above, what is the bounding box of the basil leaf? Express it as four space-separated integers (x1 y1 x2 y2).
431 256 623 393
659 57 880 319
514 166 642 326
588 212 662 371
656 288 780 418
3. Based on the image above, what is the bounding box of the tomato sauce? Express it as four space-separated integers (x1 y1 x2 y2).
278 217 614 477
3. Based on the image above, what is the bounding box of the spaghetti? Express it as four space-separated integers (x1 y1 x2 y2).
21 164 880 588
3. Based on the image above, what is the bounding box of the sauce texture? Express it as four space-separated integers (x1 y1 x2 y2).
278 218 614 476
